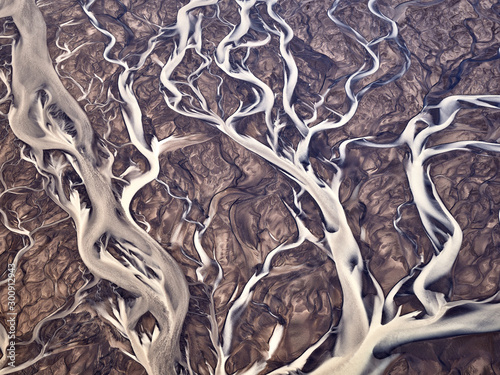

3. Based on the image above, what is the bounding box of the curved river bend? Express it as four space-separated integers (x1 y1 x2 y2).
0 0 499 374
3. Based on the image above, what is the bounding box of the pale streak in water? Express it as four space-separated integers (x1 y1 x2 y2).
0 0 499 374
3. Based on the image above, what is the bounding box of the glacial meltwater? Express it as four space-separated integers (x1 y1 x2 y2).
0 0 499 374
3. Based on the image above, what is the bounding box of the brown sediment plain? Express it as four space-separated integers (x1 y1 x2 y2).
0 0 499 374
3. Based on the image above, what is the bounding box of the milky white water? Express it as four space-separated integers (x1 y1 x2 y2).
0 0 499 374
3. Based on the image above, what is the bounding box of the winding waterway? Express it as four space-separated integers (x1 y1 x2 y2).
0 0 499 374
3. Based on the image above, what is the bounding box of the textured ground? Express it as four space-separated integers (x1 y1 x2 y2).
0 0 500 374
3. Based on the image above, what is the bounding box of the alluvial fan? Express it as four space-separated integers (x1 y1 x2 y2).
0 0 499 374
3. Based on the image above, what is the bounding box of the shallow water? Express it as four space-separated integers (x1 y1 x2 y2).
0 0 499 374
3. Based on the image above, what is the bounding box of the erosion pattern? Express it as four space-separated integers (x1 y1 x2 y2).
0 0 499 374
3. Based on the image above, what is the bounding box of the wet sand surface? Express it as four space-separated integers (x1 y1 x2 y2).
0 0 499 374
